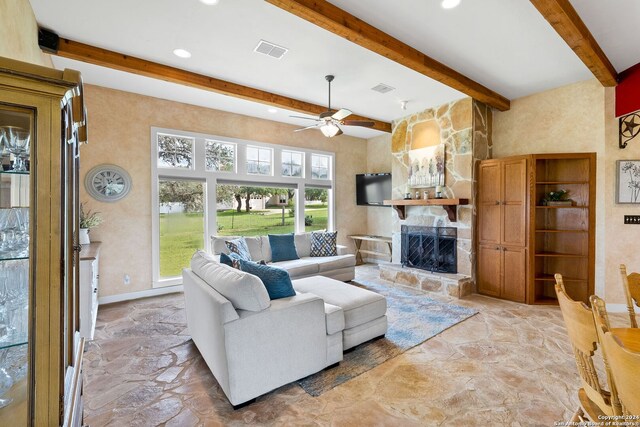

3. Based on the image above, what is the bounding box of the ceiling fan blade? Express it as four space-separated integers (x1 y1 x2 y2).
334 127 343 137
342 120 376 128
331 108 352 120
289 115 319 121
294 124 320 132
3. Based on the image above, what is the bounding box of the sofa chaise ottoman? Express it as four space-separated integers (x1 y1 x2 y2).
293 276 388 350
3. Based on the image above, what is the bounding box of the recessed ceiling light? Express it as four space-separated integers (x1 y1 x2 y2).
173 48 191 58
199 0 219 5
441 0 461 9
267 108 278 114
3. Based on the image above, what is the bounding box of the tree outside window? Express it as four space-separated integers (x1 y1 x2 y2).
157 133 194 168
206 140 235 172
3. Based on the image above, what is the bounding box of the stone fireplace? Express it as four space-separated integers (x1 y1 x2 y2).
378 98 492 298
401 225 457 274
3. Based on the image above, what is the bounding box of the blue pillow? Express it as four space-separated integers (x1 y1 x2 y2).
239 260 296 300
268 233 299 262
225 238 252 261
219 252 242 268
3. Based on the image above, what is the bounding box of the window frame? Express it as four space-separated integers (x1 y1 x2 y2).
311 153 331 180
205 139 236 173
246 145 273 176
281 149 305 178
156 132 196 170
150 127 336 289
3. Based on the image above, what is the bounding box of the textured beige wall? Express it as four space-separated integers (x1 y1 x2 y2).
0 0 52 67
364 133 393 261
604 87 640 304
493 79 608 298
81 85 369 297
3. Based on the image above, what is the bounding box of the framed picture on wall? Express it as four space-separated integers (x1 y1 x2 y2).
616 160 640 203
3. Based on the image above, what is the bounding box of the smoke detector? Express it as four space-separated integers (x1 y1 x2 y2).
254 40 288 59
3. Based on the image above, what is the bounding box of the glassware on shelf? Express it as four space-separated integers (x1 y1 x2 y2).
2 126 30 172
0 208 28 258
0 349 13 409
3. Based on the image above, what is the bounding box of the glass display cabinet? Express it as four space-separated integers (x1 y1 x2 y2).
0 57 86 426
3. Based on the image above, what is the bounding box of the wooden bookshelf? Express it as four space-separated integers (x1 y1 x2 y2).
530 153 595 305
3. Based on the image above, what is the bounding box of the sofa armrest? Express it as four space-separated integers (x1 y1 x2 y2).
223 293 327 405
336 244 350 255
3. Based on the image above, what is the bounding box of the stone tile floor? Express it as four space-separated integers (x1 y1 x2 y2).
83 265 624 426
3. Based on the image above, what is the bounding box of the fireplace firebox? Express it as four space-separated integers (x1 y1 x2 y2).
401 225 457 274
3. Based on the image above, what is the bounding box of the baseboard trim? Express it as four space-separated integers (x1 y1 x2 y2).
606 303 640 314
99 285 183 305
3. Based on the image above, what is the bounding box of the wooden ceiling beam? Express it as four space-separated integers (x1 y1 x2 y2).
265 0 510 111
50 37 392 133
530 0 618 86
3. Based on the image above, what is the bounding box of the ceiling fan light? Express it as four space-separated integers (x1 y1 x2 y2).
320 122 340 137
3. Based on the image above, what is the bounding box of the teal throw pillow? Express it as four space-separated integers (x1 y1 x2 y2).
225 238 252 261
220 252 242 268
268 233 299 262
310 231 338 257
239 260 296 300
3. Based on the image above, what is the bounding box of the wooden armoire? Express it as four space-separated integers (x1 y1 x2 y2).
477 153 596 305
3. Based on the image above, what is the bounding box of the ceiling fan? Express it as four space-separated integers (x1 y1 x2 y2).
291 75 375 137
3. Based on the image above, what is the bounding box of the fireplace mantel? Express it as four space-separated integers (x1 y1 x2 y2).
383 198 469 221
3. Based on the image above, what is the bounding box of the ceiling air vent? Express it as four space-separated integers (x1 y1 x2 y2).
371 83 395 94
254 40 288 59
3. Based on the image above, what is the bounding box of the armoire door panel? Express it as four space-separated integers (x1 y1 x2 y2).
479 163 501 203
502 246 527 303
478 205 501 244
501 159 527 247
478 245 502 297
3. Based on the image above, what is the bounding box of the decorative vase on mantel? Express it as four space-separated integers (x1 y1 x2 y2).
79 228 90 245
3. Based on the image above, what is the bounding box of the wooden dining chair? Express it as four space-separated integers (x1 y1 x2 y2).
619 264 640 328
590 295 638 416
554 274 615 420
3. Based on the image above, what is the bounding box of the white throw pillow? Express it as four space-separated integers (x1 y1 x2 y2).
294 233 312 258
190 251 270 312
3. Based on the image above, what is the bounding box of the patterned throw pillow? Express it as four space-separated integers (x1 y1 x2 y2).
310 231 338 257
225 238 252 261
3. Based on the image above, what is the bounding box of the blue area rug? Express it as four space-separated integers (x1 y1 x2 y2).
296 279 478 396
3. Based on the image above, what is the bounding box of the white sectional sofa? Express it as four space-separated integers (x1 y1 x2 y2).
211 233 356 282
183 249 387 408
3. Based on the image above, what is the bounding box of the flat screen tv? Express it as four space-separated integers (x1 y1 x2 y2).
356 173 392 206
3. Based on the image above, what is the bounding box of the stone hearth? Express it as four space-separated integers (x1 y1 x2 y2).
379 263 474 299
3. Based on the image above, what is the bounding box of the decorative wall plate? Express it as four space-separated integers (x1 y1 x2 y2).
85 164 132 202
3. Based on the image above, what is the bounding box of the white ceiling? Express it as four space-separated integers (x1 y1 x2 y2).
29 0 640 139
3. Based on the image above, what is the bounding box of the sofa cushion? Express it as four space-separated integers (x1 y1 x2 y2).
212 235 264 260
324 302 345 335
226 238 252 260
191 251 270 312
302 255 356 272
239 260 296 300
293 276 387 329
294 233 312 258
268 233 299 262
272 259 319 278
310 231 338 257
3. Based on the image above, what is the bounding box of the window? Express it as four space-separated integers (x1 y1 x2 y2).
281 150 304 177
304 188 329 231
311 154 330 179
151 127 336 288
158 179 205 278
246 146 272 175
157 133 194 169
206 140 235 172
216 184 295 236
